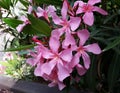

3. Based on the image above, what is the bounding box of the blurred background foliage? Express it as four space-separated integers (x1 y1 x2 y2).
0 0 120 93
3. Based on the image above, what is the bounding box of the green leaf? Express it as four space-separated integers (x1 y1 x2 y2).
103 14 117 24
35 0 62 6
101 26 120 31
103 36 120 52
22 24 41 35
85 55 98 91
19 0 29 7
4 45 35 52
108 54 120 92
3 18 23 29
0 0 11 10
28 14 51 36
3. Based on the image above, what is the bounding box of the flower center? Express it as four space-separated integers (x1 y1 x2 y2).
61 20 69 28
25 20 30 24
77 46 85 53
82 4 94 12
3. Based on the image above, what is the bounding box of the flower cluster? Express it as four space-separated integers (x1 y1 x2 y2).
17 0 107 90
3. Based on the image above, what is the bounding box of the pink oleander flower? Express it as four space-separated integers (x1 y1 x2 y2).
16 16 30 32
42 67 66 90
28 5 33 14
37 5 56 22
0 64 5 74
75 0 108 26
51 0 81 39
71 29 101 69
39 36 73 82
26 45 43 67
27 36 73 90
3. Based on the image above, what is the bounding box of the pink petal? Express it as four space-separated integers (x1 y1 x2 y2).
28 5 33 14
88 0 101 5
16 23 26 33
51 29 64 39
27 52 42 66
47 5 56 13
26 58 37 66
76 7 84 14
42 47 54 59
74 1 84 7
49 36 60 53
42 51 54 59
93 6 108 15
48 82 57 87
28 0 32 3
77 29 90 45
60 49 72 62
83 12 94 26
51 12 63 25
75 1 84 14
62 32 76 49
34 63 43 76
41 60 56 75
84 43 102 54
71 53 81 68
82 52 90 69
57 63 70 81
76 64 87 76
20 16 28 21
61 0 68 20
69 17 81 31
37 7 44 17
58 81 66 90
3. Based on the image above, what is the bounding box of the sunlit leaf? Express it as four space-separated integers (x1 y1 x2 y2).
3 45 35 52
3 18 23 29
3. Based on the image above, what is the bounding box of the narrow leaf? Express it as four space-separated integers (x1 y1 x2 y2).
3 45 35 52
103 36 120 52
28 14 51 36
35 0 62 6
3 18 23 29
108 54 120 92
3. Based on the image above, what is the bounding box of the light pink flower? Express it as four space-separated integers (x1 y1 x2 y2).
41 36 73 82
16 16 30 32
27 36 73 90
72 29 101 69
28 5 33 14
27 42 49 76
37 5 56 22
75 0 108 26
46 68 66 90
51 0 81 39
51 0 81 49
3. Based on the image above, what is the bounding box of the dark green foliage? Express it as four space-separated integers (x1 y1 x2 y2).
27 14 52 36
